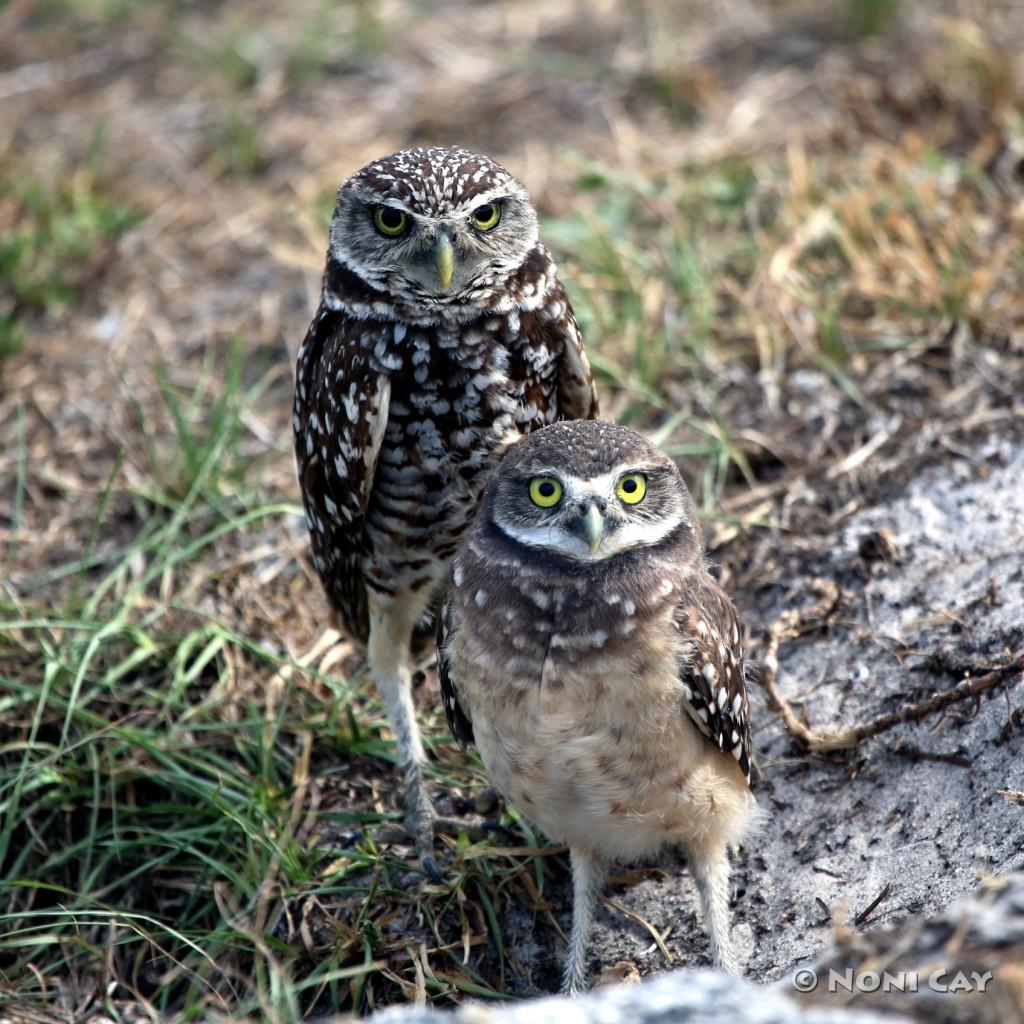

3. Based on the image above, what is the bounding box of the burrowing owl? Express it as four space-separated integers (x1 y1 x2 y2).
437 420 755 993
293 147 599 877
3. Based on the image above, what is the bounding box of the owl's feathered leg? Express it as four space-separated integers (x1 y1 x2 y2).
561 847 605 996
688 841 738 974
367 600 439 881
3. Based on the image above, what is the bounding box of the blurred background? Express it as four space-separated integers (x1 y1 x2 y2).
1 0 1022 1019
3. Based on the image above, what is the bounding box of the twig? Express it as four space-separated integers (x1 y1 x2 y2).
602 896 674 967
888 740 972 767
854 883 892 927
997 705 1024 745
755 578 1024 753
461 844 568 859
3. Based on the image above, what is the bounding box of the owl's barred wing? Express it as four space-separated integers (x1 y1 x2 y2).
437 599 474 747
511 283 598 428
552 291 599 422
293 308 391 642
676 579 752 785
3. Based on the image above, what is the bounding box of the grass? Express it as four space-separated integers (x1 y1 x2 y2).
2 0 1023 1019
0 576 554 1016
0 156 139 360
542 80 1023 509
202 109 271 180
282 0 393 84
0 337 560 1017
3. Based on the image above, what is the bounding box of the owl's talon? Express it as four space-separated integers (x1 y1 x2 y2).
479 818 517 841
375 821 447 881
406 785 441 883
421 854 443 884
431 815 516 844
453 787 504 817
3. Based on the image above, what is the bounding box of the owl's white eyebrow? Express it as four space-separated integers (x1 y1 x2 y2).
565 471 616 497
456 191 508 211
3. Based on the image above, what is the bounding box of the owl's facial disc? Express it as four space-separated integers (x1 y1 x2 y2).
330 183 539 309
493 467 688 562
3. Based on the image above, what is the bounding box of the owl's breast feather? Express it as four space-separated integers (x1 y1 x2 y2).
451 577 753 861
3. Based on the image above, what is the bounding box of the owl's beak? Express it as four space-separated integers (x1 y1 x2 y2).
434 234 455 292
578 504 604 553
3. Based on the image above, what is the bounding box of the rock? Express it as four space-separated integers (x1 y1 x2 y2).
365 968 891 1024
791 873 1024 1023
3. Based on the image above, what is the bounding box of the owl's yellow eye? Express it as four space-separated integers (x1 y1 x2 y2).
529 476 562 508
373 207 409 237
470 202 501 231
616 473 647 505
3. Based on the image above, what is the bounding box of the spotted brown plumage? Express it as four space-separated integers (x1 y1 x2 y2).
676 579 752 784
438 601 473 749
437 420 756 993
293 147 598 877
440 571 752 783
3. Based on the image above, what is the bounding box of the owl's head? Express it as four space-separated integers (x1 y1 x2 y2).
482 421 700 564
328 147 540 313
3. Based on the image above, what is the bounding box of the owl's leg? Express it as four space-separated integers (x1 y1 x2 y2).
688 841 738 974
367 598 438 881
561 847 605 996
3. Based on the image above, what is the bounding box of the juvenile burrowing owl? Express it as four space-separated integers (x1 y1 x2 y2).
293 147 599 878
437 420 756 993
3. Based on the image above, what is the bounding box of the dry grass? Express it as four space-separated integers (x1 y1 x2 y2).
1 0 1023 1019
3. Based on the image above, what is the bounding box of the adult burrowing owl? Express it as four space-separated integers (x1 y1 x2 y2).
437 420 756 993
293 147 599 877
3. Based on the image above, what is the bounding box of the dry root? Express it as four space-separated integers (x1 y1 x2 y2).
755 579 1024 754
